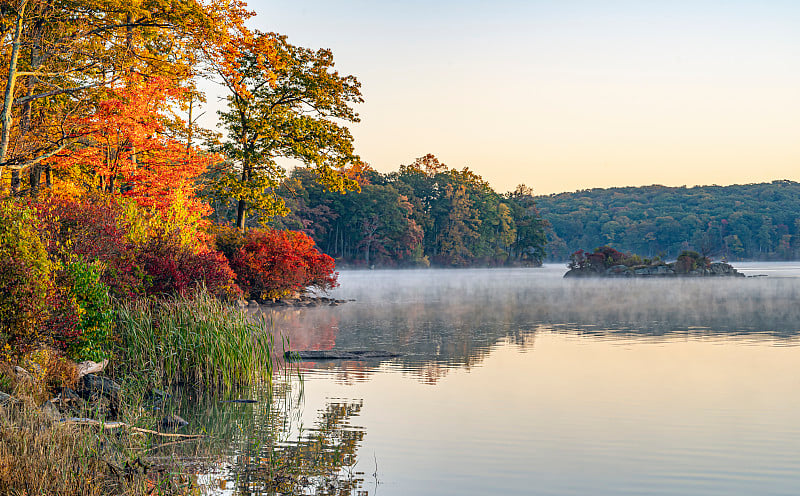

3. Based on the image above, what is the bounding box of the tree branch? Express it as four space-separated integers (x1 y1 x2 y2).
12 81 104 106
4 142 67 170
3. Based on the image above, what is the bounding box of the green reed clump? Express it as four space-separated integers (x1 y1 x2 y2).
115 289 275 389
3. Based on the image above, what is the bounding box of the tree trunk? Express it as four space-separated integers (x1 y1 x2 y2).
10 169 20 195
236 199 247 231
29 163 41 196
236 165 249 231
0 0 28 184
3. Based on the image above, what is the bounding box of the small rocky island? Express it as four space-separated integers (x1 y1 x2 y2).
564 246 744 278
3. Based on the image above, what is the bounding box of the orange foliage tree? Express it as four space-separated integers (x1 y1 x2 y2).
46 77 215 217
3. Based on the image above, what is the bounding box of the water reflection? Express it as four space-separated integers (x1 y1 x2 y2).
156 381 368 495
255 266 800 384
181 265 800 496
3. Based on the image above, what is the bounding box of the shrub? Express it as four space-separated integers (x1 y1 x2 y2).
0 200 54 355
674 250 710 274
33 194 238 300
568 246 641 272
33 194 145 298
56 258 115 361
138 232 240 299
224 228 338 300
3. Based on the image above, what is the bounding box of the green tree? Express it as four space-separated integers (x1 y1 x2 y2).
214 33 362 230
506 184 547 264
437 183 480 265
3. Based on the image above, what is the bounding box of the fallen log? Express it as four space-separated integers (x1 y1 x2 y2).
61 417 203 439
284 350 401 361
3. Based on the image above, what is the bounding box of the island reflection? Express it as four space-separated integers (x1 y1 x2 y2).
256 268 800 384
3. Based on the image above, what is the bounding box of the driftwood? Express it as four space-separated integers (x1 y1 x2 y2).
284 350 401 361
62 417 203 439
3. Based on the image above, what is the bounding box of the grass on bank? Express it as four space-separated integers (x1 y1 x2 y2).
0 289 282 495
115 289 277 390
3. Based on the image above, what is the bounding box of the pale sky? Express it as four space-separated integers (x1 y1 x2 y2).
225 0 800 195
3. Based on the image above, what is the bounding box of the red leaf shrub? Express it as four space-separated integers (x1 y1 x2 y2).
224 228 338 300
32 194 239 300
139 233 241 299
34 195 145 298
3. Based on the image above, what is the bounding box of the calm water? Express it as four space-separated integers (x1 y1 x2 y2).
193 263 800 495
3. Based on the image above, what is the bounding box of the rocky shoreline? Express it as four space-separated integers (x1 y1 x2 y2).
236 295 353 309
564 261 745 278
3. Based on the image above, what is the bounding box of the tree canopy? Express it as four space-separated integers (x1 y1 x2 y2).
211 32 362 230
267 155 549 268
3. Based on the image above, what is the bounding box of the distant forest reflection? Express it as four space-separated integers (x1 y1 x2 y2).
257 268 800 383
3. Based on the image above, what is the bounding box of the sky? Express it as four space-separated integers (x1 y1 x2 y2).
215 0 800 195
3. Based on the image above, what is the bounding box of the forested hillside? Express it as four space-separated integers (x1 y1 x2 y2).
234 154 549 267
536 180 800 261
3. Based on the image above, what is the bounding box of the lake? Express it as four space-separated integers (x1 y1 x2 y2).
193 263 800 495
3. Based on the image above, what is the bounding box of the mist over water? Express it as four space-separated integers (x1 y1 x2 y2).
270 264 800 374
212 263 800 496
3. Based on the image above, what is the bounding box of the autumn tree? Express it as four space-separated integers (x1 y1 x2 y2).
212 32 362 230
0 0 263 195
437 183 480 265
46 77 215 217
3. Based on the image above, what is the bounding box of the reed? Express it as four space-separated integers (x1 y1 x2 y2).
115 289 276 390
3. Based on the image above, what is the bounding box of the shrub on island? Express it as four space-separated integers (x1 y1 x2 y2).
565 246 741 278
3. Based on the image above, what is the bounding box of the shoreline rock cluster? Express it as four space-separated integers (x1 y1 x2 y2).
237 295 353 309
564 261 745 278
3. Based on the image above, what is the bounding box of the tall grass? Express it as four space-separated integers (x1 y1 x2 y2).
115 289 276 389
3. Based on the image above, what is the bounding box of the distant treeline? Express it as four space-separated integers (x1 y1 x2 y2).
536 180 800 261
223 154 548 267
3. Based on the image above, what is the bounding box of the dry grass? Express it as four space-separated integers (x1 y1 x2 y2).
0 406 111 495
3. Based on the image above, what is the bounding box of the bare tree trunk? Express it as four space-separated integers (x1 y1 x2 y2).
0 0 28 186
236 164 249 231
25 20 44 197
10 169 21 195
29 164 41 195
186 97 194 151
236 198 247 231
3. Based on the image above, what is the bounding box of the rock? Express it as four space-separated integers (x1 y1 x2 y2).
40 400 61 421
248 300 260 307
605 265 631 276
235 299 248 308
52 388 82 407
14 366 33 381
285 350 401 361
76 359 109 379
160 414 188 431
565 261 742 278
77 374 121 416
0 391 18 407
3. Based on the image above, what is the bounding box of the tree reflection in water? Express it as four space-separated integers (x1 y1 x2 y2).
165 379 367 495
